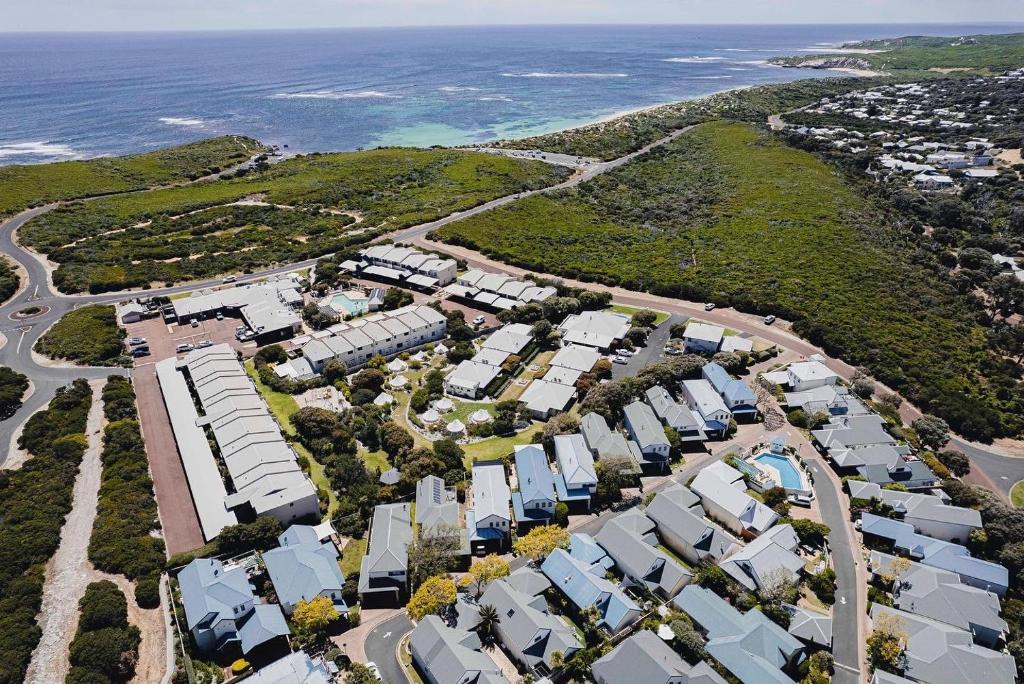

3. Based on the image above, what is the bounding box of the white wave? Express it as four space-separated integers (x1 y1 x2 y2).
0 141 80 160
270 90 403 100
439 86 480 92
663 56 727 63
501 72 628 79
478 95 513 102
738 60 772 66
714 48 782 52
725 67 753 71
159 116 204 127
687 75 733 80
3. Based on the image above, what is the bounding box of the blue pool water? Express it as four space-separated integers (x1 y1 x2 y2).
330 292 369 316
754 452 802 490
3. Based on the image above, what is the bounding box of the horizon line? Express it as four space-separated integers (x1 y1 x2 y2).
3 20 1024 36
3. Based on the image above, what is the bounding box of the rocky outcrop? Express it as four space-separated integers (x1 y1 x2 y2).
769 55 873 71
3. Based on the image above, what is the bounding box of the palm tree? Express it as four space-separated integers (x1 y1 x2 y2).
478 604 500 645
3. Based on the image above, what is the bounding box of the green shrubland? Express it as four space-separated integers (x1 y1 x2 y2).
34 304 127 366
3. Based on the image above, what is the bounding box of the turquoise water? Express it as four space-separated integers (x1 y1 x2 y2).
331 292 368 316
755 452 802 490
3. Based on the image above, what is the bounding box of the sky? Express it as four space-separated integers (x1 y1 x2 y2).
4 0 1024 32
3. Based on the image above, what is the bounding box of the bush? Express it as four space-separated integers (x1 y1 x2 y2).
0 367 29 420
34 305 127 366
135 575 161 610
78 581 128 632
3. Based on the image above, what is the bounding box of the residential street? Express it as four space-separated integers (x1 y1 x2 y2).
362 612 414 684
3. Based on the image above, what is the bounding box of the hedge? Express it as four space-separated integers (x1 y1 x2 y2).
66 581 141 683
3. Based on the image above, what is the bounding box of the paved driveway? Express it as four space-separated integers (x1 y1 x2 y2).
363 612 414 684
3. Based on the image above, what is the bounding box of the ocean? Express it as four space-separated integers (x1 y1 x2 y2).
0 23 1020 164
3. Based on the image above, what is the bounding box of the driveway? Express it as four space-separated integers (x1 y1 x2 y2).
611 313 685 381
363 612 414 684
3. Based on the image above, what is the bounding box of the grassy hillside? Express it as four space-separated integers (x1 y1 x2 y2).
492 76 893 161
0 135 262 218
21 148 569 293
435 121 1020 440
774 32 1024 75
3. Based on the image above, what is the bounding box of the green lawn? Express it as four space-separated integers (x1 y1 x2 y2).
1011 480 1024 509
340 538 367 576
359 449 391 474
435 120 1020 441
608 303 670 327
462 428 539 467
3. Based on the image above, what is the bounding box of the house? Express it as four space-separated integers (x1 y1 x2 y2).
720 524 803 592
543 365 582 386
415 475 469 557
720 335 754 354
178 558 290 655
358 503 412 604
702 363 758 420
478 569 582 675
469 461 511 554
644 386 706 443
518 379 576 420
860 514 1008 596
623 400 670 469
914 172 955 190
512 444 557 528
869 604 1016 684
594 508 691 599
357 245 458 287
812 413 901 453
557 311 631 351
409 615 506 684
549 344 601 373
871 672 917 684
674 586 804 684
444 360 502 399
592 629 727 684
246 651 332 684
869 550 1006 648
847 481 982 543
541 536 642 634
645 485 741 566
690 461 779 538
682 322 724 354
784 605 832 649
451 268 556 307
262 525 347 616
118 301 149 324
782 384 864 417
786 360 839 392
481 323 534 356
680 379 732 439
553 434 598 509
579 412 643 473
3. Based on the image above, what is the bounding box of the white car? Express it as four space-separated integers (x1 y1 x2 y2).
612 355 629 365
763 314 777 325
472 315 485 326
704 302 716 311
365 662 382 680
222 275 237 283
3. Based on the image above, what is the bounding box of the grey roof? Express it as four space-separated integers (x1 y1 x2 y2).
554 434 597 489
869 551 1006 638
519 379 576 415
415 475 460 530
674 586 803 684
579 412 643 470
871 672 918 684
514 444 556 506
691 463 778 534
472 461 511 523
409 615 507 684
237 604 291 654
541 541 640 633
479 576 582 670
178 558 253 631
848 482 981 528
646 485 741 563
811 414 897 450
262 526 347 612
644 386 705 436
359 504 412 593
721 524 803 592
624 400 670 450
558 311 631 349
549 344 601 372
869 604 1016 684
592 629 727 684
683 322 724 345
860 514 1008 593
595 509 691 598
246 651 331 684
784 605 832 647
482 323 533 355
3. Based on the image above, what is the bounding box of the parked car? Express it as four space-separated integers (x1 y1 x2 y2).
612 355 629 365
763 314 776 325
704 302 716 311
127 336 146 346
366 663 381 680
216 312 224 321
175 343 194 353
190 318 199 328
664 346 681 356
472 315 485 326
131 347 150 358
197 340 213 349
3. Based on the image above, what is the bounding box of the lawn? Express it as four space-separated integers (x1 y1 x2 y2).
1011 480 1024 509
21 147 570 294
462 428 539 467
340 538 367 576
608 303 669 327
359 449 391 474
435 120 1020 440
0 135 261 218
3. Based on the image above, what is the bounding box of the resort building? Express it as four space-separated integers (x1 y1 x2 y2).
720 524 803 592
680 379 732 439
549 343 601 374
595 508 692 599
786 360 839 392
518 378 576 420
644 385 706 443
553 434 598 509
358 503 412 605
623 400 670 468
444 360 503 399
557 310 632 351
702 362 758 420
409 615 506 684
354 244 458 287
447 268 557 310
681 322 724 354
690 461 778 539
171 276 303 343
848 481 982 543
579 412 644 473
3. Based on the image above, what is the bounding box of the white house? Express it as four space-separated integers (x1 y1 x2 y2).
469 460 511 554
691 461 778 539
444 360 502 399
786 360 839 392
680 379 732 439
682 322 724 354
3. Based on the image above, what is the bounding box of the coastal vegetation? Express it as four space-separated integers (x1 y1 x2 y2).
435 121 1022 439
66 581 141 684
34 304 127 366
0 366 30 420
0 379 92 684
0 259 19 305
89 377 164 608
0 135 261 218
21 147 567 293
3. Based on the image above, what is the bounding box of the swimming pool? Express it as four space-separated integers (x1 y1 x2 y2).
754 452 803 491
330 291 369 316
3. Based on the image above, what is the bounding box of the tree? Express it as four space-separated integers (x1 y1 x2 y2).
217 516 282 554
542 413 579 451
77 581 129 632
292 596 340 633
912 415 950 451
867 611 907 674
477 604 500 644
322 358 348 385
807 568 837 604
851 371 875 399
669 616 708 663
553 501 569 526
694 565 731 595
513 525 570 560
936 450 970 477
761 486 790 516
593 459 625 508
407 525 462 588
878 557 911 587
382 287 413 311
410 389 430 414
346 663 381 683
406 575 457 620
790 519 831 548
987 273 1024 319
711 351 744 374
759 567 799 607
459 555 510 599
433 439 465 472
351 368 386 393
380 422 414 459
424 369 445 396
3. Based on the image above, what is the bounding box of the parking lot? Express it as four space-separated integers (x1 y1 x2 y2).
124 313 257 366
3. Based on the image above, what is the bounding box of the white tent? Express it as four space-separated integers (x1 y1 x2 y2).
435 397 454 413
388 374 409 389
421 409 441 424
446 419 466 434
387 358 408 373
469 409 491 424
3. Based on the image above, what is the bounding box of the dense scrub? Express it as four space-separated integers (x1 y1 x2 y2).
89 377 164 608
20 148 569 293
34 305 127 366
436 121 1021 439
66 581 141 683
0 259 19 305
0 135 261 218
0 366 29 420
0 380 93 684
493 76 893 160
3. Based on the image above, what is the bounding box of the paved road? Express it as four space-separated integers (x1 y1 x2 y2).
363 612 414 684
612 313 685 381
